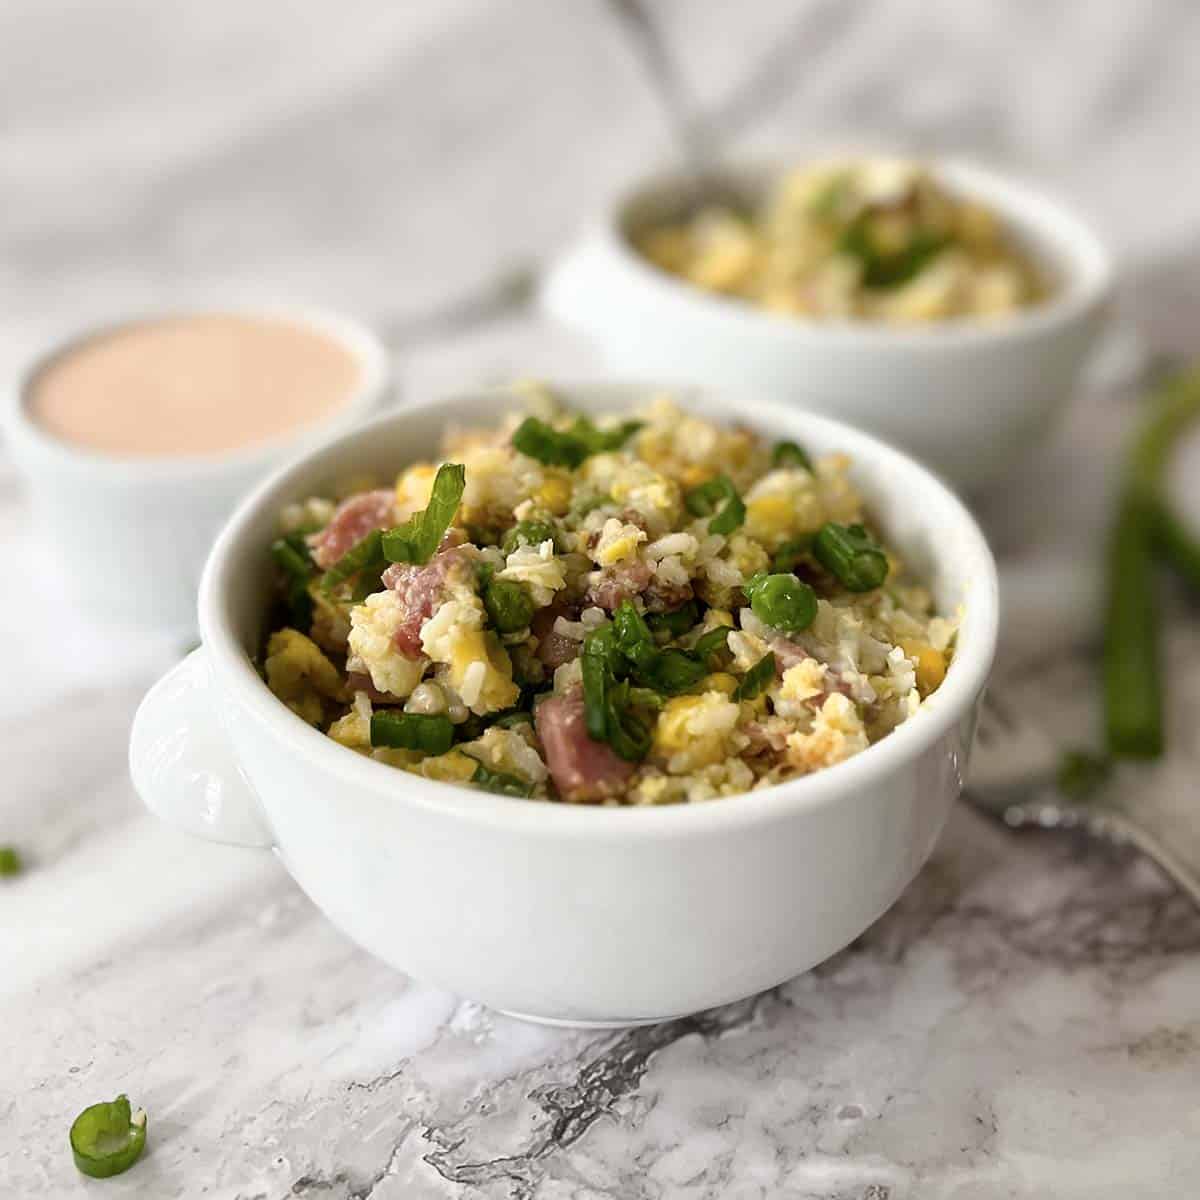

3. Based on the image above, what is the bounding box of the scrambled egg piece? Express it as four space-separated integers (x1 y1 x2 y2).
347 592 428 699
591 518 648 566
653 692 742 773
328 692 373 752
265 629 344 725
421 594 520 715
786 693 869 772
498 541 567 606
412 749 479 784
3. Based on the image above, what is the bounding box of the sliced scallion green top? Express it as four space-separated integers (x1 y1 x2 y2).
512 416 643 468
370 711 455 755
69 1095 147 1179
382 463 466 565
684 475 745 536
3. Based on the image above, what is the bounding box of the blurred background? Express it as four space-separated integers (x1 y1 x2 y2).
6 0 1200 361
7 2 1200 1193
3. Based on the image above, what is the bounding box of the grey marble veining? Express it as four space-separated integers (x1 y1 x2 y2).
5 3 1200 1197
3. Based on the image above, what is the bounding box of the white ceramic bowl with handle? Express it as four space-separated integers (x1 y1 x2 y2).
129 383 998 1026
543 158 1112 490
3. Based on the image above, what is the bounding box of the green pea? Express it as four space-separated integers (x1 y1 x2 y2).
501 519 559 557
483 578 535 633
744 572 817 633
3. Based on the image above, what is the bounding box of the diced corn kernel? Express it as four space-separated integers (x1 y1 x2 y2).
898 638 946 694
536 472 572 515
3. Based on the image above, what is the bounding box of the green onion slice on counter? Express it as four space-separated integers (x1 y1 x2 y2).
744 572 818 633
735 653 776 701
69 1095 147 1179
0 845 22 877
685 475 746 536
382 463 466 565
813 522 889 592
370 711 455 755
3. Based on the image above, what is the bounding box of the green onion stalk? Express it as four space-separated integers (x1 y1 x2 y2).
1104 364 1200 758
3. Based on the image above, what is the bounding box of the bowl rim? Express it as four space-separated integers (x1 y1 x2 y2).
582 154 1112 350
199 382 999 839
2 304 391 485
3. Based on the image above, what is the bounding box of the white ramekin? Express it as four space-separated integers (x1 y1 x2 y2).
542 158 1113 490
2 307 392 633
129 382 998 1026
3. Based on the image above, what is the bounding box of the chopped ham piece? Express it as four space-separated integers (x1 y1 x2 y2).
532 604 581 669
535 690 635 802
310 490 396 569
382 548 465 658
586 561 653 611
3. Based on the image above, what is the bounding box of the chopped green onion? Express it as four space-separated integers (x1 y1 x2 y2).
271 534 313 582
469 760 534 797
319 529 386 597
692 625 732 665
685 475 745 536
69 1095 147 1179
646 601 700 640
735 653 776 701
771 441 813 472
581 630 617 742
744 572 818 633
839 219 950 289
382 462 466 565
482 577 535 634
1104 494 1163 758
603 679 654 761
773 533 815 573
612 601 658 669
580 626 654 760
512 416 642 468
501 519 558 557
813 522 889 592
1056 750 1112 800
637 647 708 695
0 846 21 877
370 711 455 755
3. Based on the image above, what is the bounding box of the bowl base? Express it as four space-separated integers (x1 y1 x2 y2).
498 1009 681 1029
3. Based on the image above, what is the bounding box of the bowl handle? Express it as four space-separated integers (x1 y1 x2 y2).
129 649 274 848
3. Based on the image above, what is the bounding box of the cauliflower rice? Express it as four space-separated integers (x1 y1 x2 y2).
262 387 957 805
634 157 1045 324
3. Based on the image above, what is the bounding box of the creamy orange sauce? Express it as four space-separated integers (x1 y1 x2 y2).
28 314 362 456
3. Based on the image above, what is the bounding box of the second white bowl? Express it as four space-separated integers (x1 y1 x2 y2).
543 158 1112 489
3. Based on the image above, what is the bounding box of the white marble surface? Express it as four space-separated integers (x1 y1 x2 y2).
5 3 1200 1196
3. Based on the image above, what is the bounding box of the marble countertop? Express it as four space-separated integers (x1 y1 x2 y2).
6 3 1200 1196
